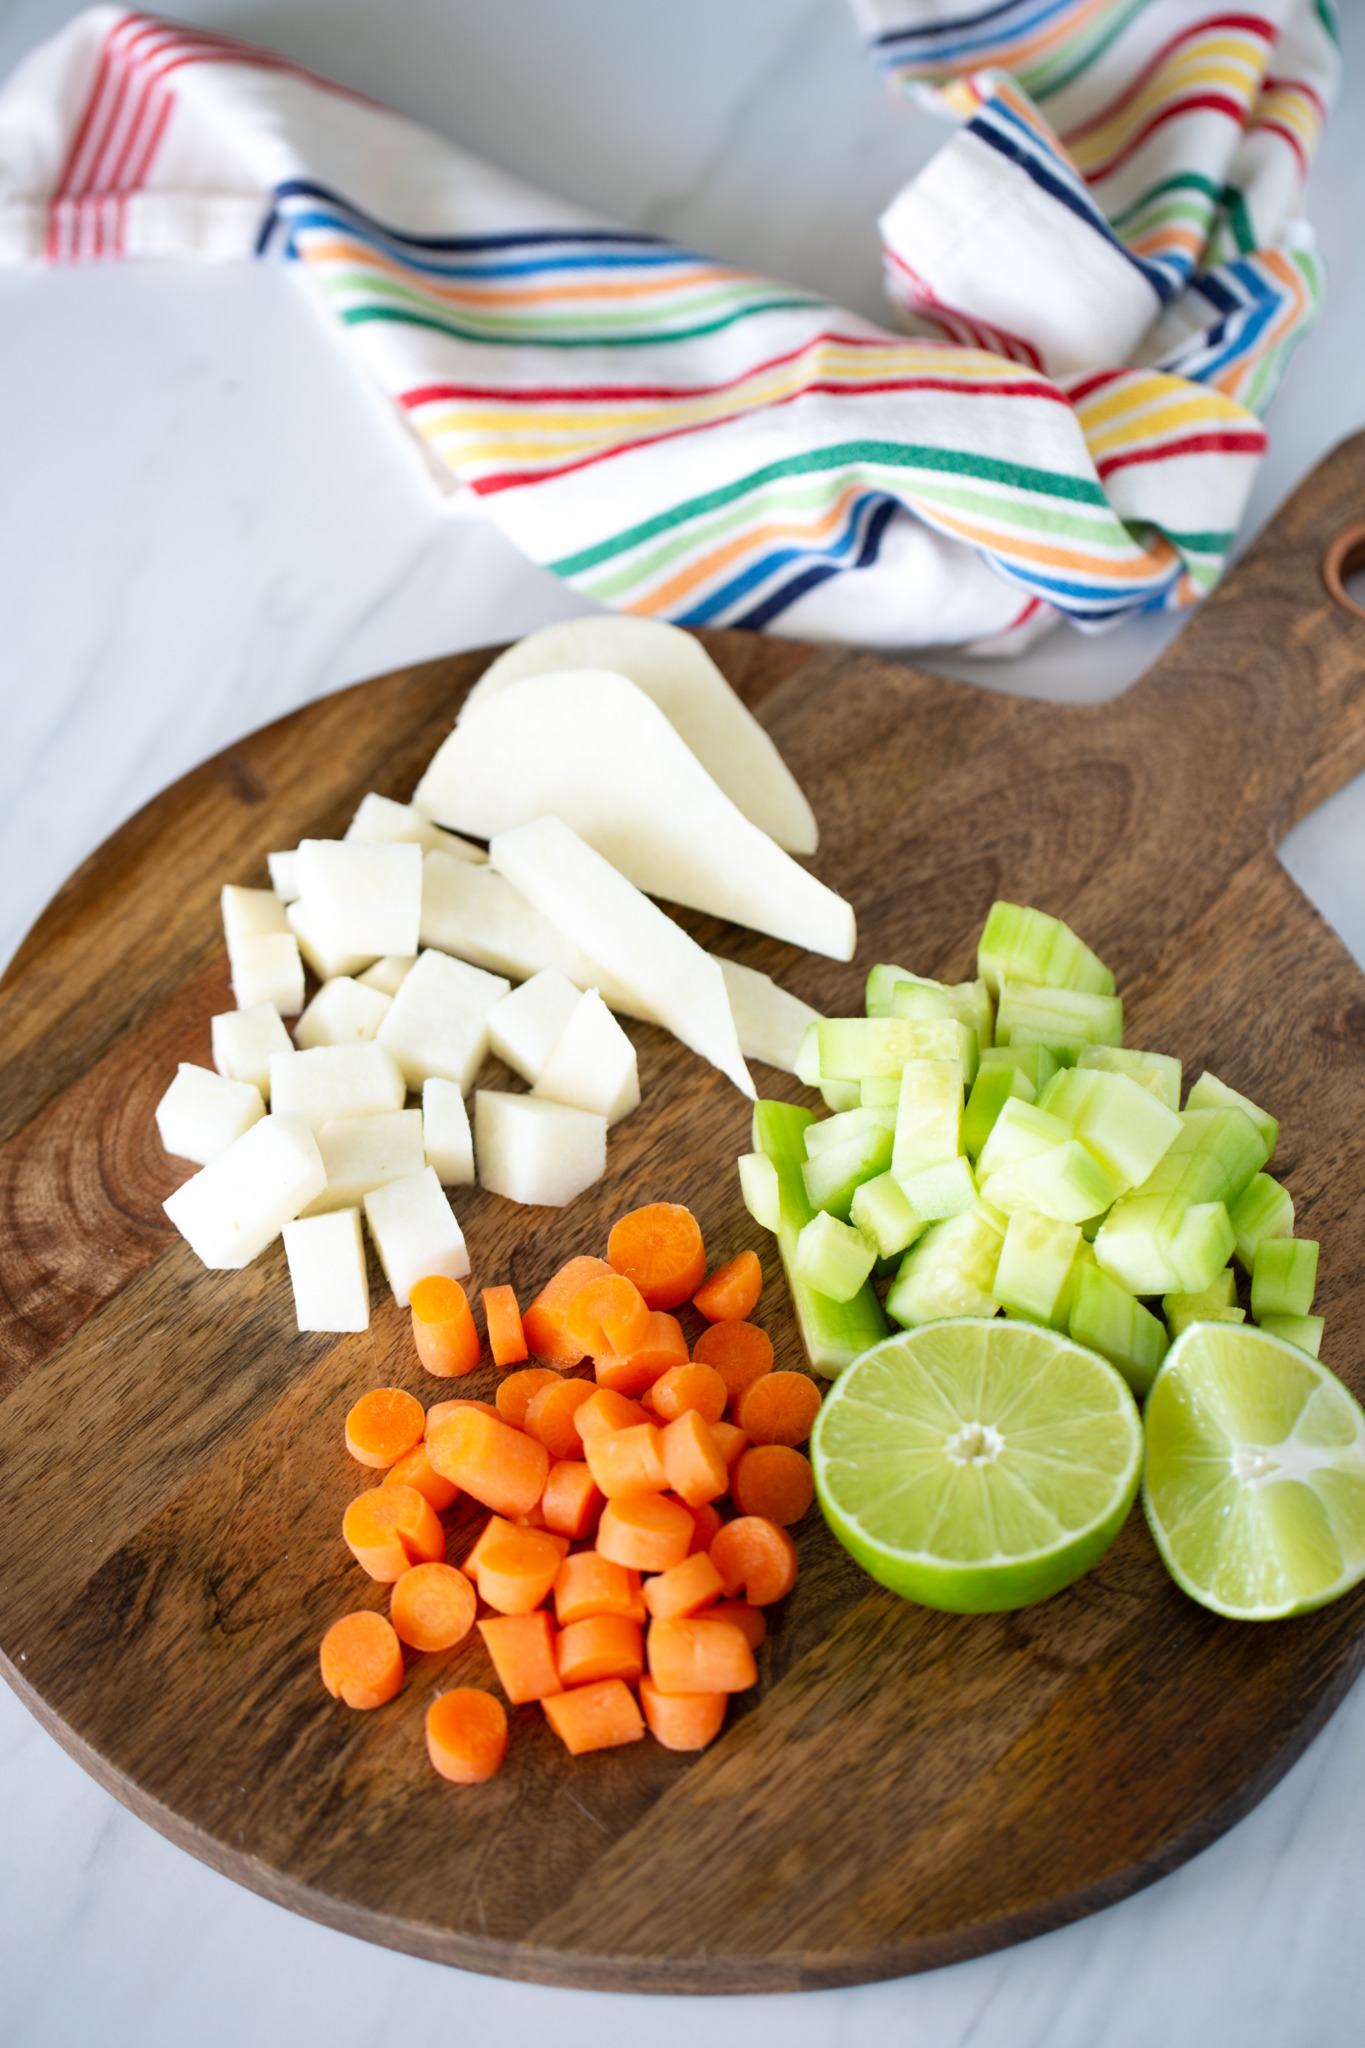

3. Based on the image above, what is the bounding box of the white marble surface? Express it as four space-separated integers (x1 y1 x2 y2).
3 1 1365 2041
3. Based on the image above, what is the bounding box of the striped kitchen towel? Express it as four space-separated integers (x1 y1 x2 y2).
0 4 1339 650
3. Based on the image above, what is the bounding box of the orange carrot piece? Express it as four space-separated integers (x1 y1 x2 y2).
478 1611 563 1704
556 1613 645 1689
522 1255 614 1365
426 1687 507 1783
476 1529 565 1615
639 1674 727 1751
731 1444 815 1526
594 1311 689 1397
540 1459 604 1541
542 1678 645 1755
710 1516 799 1605
692 1320 774 1402
735 1371 822 1448
694 1248 763 1323
320 1610 404 1710
345 1387 425 1470
576 1387 651 1439
554 1551 644 1627
495 1367 560 1431
643 1550 725 1621
583 1421 668 1498
647 1615 757 1695
660 1409 729 1509
646 1361 727 1427
426 1405 549 1518
343 1485 446 1581
463 1514 568 1577
710 1421 749 1469
712 1599 767 1651
684 1500 726 1555
597 1492 694 1573
410 1276 482 1377
607 1203 707 1311
524 1377 598 1461
566 1273 651 1361
482 1284 528 1368
382 1441 460 1512
390 1561 478 1652
427 1398 500 1432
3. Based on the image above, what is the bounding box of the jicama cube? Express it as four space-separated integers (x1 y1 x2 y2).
802 1125 893 1220
345 790 485 862
487 968 583 1083
222 884 288 952
282 1207 370 1332
994 1209 1082 1327
978 1098 1072 1178
156 1063 264 1164
266 850 300 902
1251 1238 1318 1320
473 1091 607 1207
805 1106 897 1155
231 932 305 1015
1229 1172 1294 1271
1039 1068 1181 1192
793 1211 877 1303
1186 1069 1278 1160
1258 1313 1324 1357
980 1139 1118 1225
818 1016 974 1083
1068 1264 1166 1398
269 1042 407 1133
891 1057 964 1179
294 975 392 1049
995 981 1122 1053
738 1150 780 1234
357 955 415 997
423 1077 475 1186
977 901 1115 999
885 1210 1003 1326
304 1109 425 1216
163 1113 325 1269
533 989 640 1125
849 1172 923 1259
421 850 646 1016
296 839 423 959
364 1167 469 1303
716 957 822 1074
376 947 510 1092
211 1002 293 1099
1077 1044 1181 1111
962 1063 1034 1160
286 900 374 983
895 1156 977 1223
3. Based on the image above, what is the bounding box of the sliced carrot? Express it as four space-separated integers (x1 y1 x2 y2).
576 1387 651 1439
735 1371 822 1447
382 1441 460 1512
643 1550 725 1621
646 1361 727 1427
554 1550 644 1627
607 1203 707 1310
712 1599 767 1651
410 1276 482 1377
345 1387 425 1470
320 1611 404 1709
426 1687 507 1783
540 1459 604 1541
731 1444 815 1526
426 1405 549 1518
343 1485 446 1581
692 1320 774 1402
463 1513 569 1578
694 1248 763 1323
478 1611 563 1704
710 1516 799 1605
495 1367 560 1431
522 1255 614 1365
542 1678 645 1755
524 1377 597 1461
426 1397 500 1431
566 1273 651 1361
648 1615 757 1695
594 1311 689 1396
482 1284 528 1368
556 1613 645 1689
709 1421 749 1470
684 1500 726 1555
583 1421 668 1498
639 1675 727 1752
597 1492 694 1573
390 1561 477 1652
476 1529 565 1615
660 1409 728 1509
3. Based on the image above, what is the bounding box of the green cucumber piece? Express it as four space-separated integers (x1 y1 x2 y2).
1163 1276 1246 1337
850 1172 924 1259
979 1043 1059 1092
821 1080 863 1112
738 1151 779 1233
1095 1196 1235 1295
895 1155 978 1222
1068 1263 1167 1400
977 901 1115 1000
795 1022 822 1088
889 976 994 1052
1251 1237 1318 1320
817 1016 973 1082
801 1125 895 1221
861 1075 902 1110
865 963 912 1018
980 1138 1119 1225
1186 1070 1278 1162
977 1098 1072 1178
891 1057 965 1179
793 1211 878 1304
1038 1067 1181 1192
885 1210 1004 1327
996 980 1123 1053
1077 1044 1181 1111
1229 1172 1294 1271
1256 1312 1324 1357
804 1106 898 1156
752 1100 888 1374
994 1209 1083 1328
962 1062 1035 1160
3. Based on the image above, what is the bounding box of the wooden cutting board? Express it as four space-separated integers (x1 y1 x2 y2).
5 437 1365 1996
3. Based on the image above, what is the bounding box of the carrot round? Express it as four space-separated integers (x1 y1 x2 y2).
542 1678 645 1755
597 1492 694 1573
639 1675 727 1752
390 1561 477 1652
554 1550 645 1627
709 1420 749 1470
345 1387 425 1470
426 1397 500 1432
495 1367 560 1431
643 1550 725 1621
343 1485 446 1581
426 1687 507 1783
478 1611 563 1704
692 1320 774 1402
710 1516 798 1605
594 1311 688 1397
607 1203 706 1310
660 1409 728 1509
556 1613 645 1689
476 1530 565 1614
731 1444 815 1526
382 1441 460 1512
481 1284 528 1368
583 1421 668 1498
735 1371 822 1447
410 1276 482 1377
694 1249 763 1323
320 1610 404 1710
522 1255 614 1364
646 1361 727 1427
566 1273 651 1360
685 1500 726 1554
576 1387 650 1439
524 1377 597 1461
712 1599 767 1651
426 1405 549 1518
647 1615 757 1695
540 1459 604 1541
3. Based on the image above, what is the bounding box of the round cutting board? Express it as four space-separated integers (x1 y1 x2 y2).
5 440 1365 1995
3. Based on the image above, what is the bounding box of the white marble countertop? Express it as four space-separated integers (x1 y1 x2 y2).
3 2 1365 2042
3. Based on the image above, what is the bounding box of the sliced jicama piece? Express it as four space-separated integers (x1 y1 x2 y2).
163 1112 325 1270
269 1042 407 1134
423 1077 475 1186
286 900 374 983
282 1207 370 1332
363 1166 469 1303
486 968 583 1083
489 818 754 1099
357 955 415 997
296 840 423 960
533 990 640 1125
420 850 649 1018
345 790 486 863
376 947 510 1092
473 1091 607 1207
714 958 821 1074
267 851 300 903
294 975 392 1050
414 672 853 959
457 616 818 853
231 932 305 1015
302 1109 425 1216
155 1064 265 1165
211 1002 293 1099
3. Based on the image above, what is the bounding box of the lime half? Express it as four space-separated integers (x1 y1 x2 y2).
1143 1322 1365 1620
811 1318 1143 1612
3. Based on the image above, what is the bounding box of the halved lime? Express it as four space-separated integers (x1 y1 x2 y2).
1143 1321 1365 1620
810 1318 1143 1612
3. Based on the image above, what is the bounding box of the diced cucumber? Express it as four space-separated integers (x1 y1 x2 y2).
1038 1067 1181 1192
818 1016 974 1083
889 975 994 1050
977 901 1115 1000
795 1021 822 1088
849 1172 923 1259
962 1062 1035 1160
980 1138 1119 1225
1054 1237 1096 1328
979 1043 1059 1092
1068 1263 1167 1400
738 1150 779 1233
895 1155 978 1222
1133 1108 1269 1207
861 1075 902 1109
821 1080 863 1112
977 1098 1072 1178
1163 1274 1246 1338
885 1209 1003 1327
752 1100 887 1374
801 1124 894 1220
1257 1312 1324 1357
1229 1172 1294 1271
996 980 1123 1053
1251 1237 1318 1320
1186 1070 1278 1162
1094 1196 1235 1295
865 963 913 1018
793 1210 878 1303
994 1209 1082 1327
804 1106 898 1156
1077 1044 1181 1111
891 1057 964 1179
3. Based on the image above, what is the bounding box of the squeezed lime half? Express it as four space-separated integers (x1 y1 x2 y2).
811 1318 1143 1612
1143 1321 1365 1620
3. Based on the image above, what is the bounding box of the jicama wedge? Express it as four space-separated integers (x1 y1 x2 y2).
715 958 822 1074
751 1100 887 1375
419 850 649 1018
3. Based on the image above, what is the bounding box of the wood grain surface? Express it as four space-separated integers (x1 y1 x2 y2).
5 437 1365 1994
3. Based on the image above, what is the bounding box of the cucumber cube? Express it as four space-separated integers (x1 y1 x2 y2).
885 1209 1003 1327
752 1100 888 1373
1186 1070 1278 1162
793 1210 878 1303
996 981 1123 1052
962 1062 1035 1160
1228 1172 1294 1270
994 1209 1083 1327
1258 1312 1324 1358
804 1106 898 1156
1038 1068 1181 1192
865 963 912 1018
1134 1108 1268 1206
738 1151 779 1234
821 1080 864 1112
895 1155 978 1222
1077 1044 1182 1111
1054 1237 1096 1328
802 1124 895 1220
977 902 1115 1000
1068 1263 1167 1399
850 1172 923 1259
795 1022 822 1087
891 1058 964 1179
1095 1196 1235 1295
861 1075 901 1109
979 1043 1059 1092
889 975 994 1051
977 1098 1073 1178
1163 1275 1246 1337
1251 1237 1318 1320
980 1139 1119 1225
818 1016 973 1082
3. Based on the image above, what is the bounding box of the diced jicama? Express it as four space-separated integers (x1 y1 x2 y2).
364 1167 469 1303
1077 1044 1181 1111
891 1058 964 1179
490 818 754 1098
345 790 485 863
231 932 305 1015
487 970 583 1084
267 850 300 902
715 958 822 1074
885 1209 1003 1326
269 1042 407 1133
422 1077 475 1186
977 901 1115 999
895 1156 977 1223
376 947 510 1092
533 989 640 1125
793 1212 877 1303
994 1209 1082 1327
222 884 288 952
155 1063 264 1165
850 1172 922 1259
415 671 854 958
751 1100 887 1374
1229 1172 1294 1271
995 981 1122 1053
459 614 819 853
804 1107 896 1156
473 1091 607 1207
980 1139 1118 1224
296 840 422 960
303 1109 425 1216
357 955 415 997
420 849 648 1017
211 1002 293 1099
294 975 392 1050
962 1063 1034 1159
1038 1068 1181 1193
738 1150 780 1233
1258 1313 1324 1356
1186 1070 1278 1161
1251 1238 1318 1320
802 1126 893 1220
163 1113 325 1270
1068 1263 1166 1398
282 1207 370 1333
286 900 373 983
817 1016 973 1083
